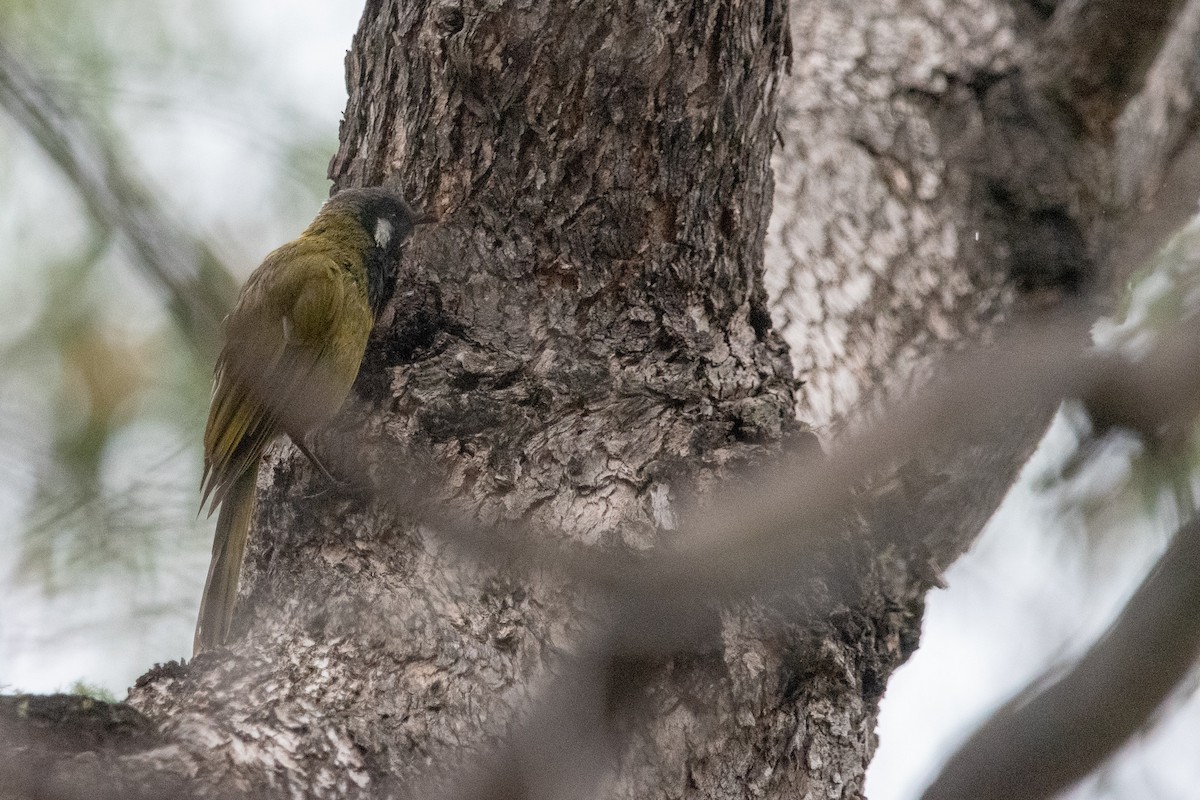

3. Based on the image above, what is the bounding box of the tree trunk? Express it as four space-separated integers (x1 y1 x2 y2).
8 0 1196 797
142 0 842 796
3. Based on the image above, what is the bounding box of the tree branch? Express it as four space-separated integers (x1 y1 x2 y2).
0 42 236 356
15 301 1200 797
287 307 1200 629
922 515 1200 800
1115 0 1200 204
0 693 202 800
1035 0 1189 132
393 307 1200 799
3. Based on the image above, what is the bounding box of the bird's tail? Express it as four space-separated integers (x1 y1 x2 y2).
194 465 258 654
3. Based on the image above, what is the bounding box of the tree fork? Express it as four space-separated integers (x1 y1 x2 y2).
13 0 1185 797
128 0 915 797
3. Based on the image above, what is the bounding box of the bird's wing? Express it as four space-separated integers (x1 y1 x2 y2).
200 246 360 513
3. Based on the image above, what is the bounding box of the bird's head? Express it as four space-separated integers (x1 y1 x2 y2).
326 186 436 258
320 186 436 315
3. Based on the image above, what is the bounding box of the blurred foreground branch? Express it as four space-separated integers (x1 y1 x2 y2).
922 516 1200 800
330 309 1189 612
7 298 1200 797
302 307 1200 798
0 42 236 355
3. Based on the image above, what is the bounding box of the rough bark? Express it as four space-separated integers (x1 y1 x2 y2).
1034 0 1189 134
5 0 1199 797
765 0 1095 580
141 0 857 796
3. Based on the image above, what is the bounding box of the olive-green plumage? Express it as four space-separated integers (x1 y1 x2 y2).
195 187 429 654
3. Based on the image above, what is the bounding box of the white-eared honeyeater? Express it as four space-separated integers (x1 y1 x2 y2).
195 187 432 653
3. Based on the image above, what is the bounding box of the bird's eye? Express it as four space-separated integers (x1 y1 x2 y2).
374 218 393 249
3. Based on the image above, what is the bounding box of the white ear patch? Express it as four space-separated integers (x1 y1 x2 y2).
374 218 393 249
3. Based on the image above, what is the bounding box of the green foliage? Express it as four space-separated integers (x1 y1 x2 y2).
69 679 118 704
0 0 349 690
1099 215 1200 521
1030 211 1200 554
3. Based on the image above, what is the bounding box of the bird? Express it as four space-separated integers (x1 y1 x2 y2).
194 186 432 654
